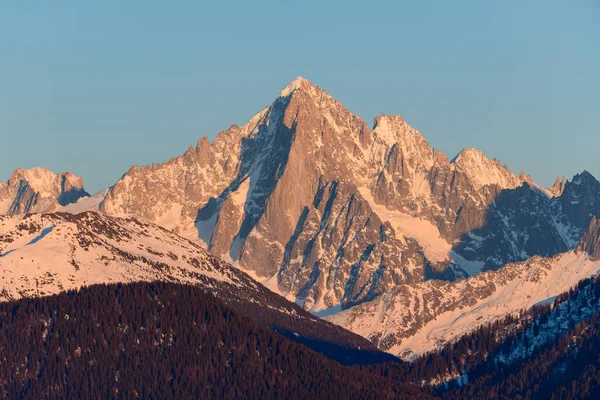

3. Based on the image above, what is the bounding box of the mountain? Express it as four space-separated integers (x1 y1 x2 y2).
0 281 433 399
6 77 599 366
0 167 89 215
327 219 600 359
0 211 390 364
101 77 438 312
2 77 599 396
454 172 600 270
99 77 600 316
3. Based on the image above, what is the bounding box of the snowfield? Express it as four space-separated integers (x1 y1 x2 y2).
0 212 252 301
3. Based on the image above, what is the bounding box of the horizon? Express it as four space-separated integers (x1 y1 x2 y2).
2 1 599 193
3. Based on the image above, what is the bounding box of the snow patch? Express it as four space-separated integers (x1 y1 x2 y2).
358 187 451 263
279 76 307 97
59 189 109 214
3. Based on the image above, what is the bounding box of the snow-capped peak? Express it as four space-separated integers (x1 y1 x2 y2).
279 76 310 97
451 148 523 190
277 76 335 107
10 167 59 197
372 114 435 169
1 167 88 215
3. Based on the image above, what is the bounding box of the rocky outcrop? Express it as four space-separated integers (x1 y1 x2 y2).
549 176 568 196
578 216 600 260
0 168 89 215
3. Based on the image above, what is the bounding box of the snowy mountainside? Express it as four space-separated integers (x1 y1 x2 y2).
432 271 600 396
327 241 600 359
0 211 244 300
0 211 384 359
494 273 600 367
58 188 109 214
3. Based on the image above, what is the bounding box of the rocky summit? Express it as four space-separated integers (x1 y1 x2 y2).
0 167 89 215
98 77 600 317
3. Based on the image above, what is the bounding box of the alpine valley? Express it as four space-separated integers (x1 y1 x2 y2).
2 77 600 398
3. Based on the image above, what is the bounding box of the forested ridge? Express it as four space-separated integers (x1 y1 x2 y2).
0 281 433 399
4 275 600 398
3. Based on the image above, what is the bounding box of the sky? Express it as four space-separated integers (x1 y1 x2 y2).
1 1 599 194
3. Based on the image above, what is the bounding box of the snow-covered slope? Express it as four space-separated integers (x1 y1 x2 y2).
0 211 384 358
58 188 109 214
327 249 600 359
0 211 240 300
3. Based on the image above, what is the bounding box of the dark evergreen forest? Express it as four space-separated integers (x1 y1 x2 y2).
3 276 600 398
0 282 432 399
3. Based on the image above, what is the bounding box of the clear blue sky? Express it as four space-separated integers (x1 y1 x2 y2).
1 1 599 193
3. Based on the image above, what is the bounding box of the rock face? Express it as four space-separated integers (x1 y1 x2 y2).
549 176 568 197
100 77 600 312
453 174 600 270
578 216 600 260
0 168 89 215
102 78 440 310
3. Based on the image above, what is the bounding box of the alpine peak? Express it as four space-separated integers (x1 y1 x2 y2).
279 76 312 97
1 167 88 215
451 148 523 190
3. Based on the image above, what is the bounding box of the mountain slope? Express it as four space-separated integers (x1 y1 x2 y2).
362 270 600 396
454 173 600 270
0 168 89 215
0 281 433 399
444 284 600 399
327 220 600 359
0 211 389 364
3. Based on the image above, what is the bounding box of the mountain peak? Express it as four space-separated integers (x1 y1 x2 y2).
9 167 60 196
371 114 435 169
451 148 523 190
1 167 88 215
570 170 600 188
451 147 487 163
279 76 313 97
373 113 405 128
